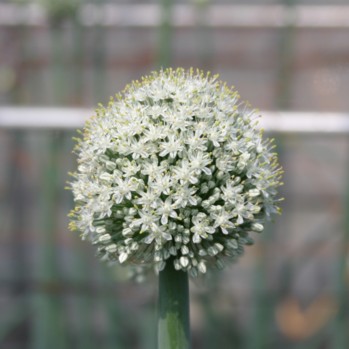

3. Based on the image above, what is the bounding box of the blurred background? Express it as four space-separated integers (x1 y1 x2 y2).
0 0 349 348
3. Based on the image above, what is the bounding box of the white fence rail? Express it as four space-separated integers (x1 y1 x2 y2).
0 107 348 134
0 4 349 28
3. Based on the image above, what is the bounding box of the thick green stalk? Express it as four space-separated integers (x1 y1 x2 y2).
158 258 190 349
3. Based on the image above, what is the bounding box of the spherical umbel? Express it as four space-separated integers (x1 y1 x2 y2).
68 68 283 277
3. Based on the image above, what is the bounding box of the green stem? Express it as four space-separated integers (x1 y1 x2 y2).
158 258 190 349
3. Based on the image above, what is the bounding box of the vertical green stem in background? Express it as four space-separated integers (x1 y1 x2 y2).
158 258 190 349
275 0 297 110
92 0 107 105
333 140 349 349
0 131 30 343
101 268 125 349
157 0 172 68
48 1 79 104
64 131 96 349
50 25 65 104
72 6 84 105
32 132 66 349
9 132 27 293
195 0 212 69
72 254 94 349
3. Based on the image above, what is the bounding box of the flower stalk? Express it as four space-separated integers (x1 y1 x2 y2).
158 257 190 349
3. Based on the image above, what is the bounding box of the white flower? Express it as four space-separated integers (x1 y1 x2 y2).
141 160 166 179
135 190 159 209
121 160 140 177
173 161 198 185
185 131 208 152
221 180 243 204
144 123 167 141
128 139 150 159
188 151 212 176
159 134 184 158
208 127 224 147
156 198 178 225
144 225 172 245
151 174 172 195
69 68 282 277
190 213 215 243
131 210 159 232
112 177 141 204
210 208 235 235
173 185 198 207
